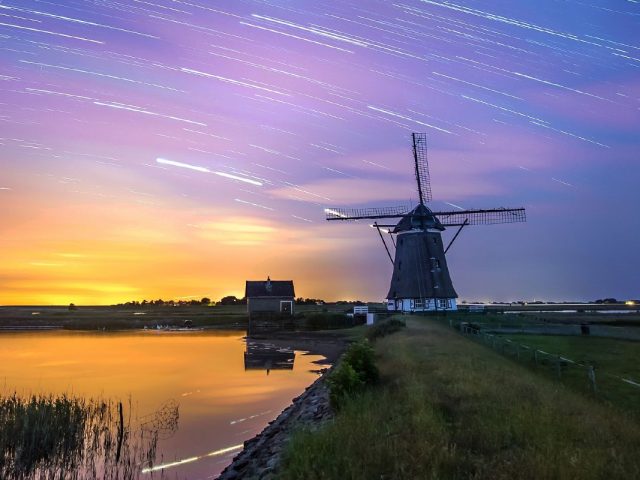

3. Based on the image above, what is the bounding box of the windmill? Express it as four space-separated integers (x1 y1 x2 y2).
324 133 526 312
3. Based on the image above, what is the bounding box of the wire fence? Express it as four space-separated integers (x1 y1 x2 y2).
452 321 640 405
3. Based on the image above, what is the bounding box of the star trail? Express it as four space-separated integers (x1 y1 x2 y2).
0 0 638 304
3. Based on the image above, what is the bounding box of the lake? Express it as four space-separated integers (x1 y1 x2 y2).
0 330 328 479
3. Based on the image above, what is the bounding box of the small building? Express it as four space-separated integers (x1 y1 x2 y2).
245 277 295 317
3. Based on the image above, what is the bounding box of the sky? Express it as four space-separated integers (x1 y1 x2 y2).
0 0 638 305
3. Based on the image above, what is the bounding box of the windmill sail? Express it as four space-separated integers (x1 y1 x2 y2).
412 133 432 204
433 208 526 226
325 205 409 221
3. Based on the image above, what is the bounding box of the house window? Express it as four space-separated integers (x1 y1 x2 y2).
438 299 449 309
415 298 424 309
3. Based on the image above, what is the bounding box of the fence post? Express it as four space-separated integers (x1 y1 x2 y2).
556 356 562 379
534 350 538 365
516 344 520 360
588 366 597 393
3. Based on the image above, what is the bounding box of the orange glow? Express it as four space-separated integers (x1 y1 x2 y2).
0 191 382 304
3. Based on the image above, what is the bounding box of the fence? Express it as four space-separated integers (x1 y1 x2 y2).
452 321 640 404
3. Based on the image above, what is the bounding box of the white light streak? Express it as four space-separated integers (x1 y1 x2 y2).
217 172 262 186
552 177 574 187
291 215 313 223
156 158 209 173
368 106 454 134
530 121 610 148
141 444 243 473
181 67 289 95
0 5 158 38
432 71 522 99
240 22 354 53
25 88 94 100
19 61 182 92
444 202 465 210
94 101 206 126
0 22 104 44
252 14 369 47
324 208 347 218
461 95 548 123
235 198 273 210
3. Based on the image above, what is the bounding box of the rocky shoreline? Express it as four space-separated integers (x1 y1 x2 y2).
217 368 333 480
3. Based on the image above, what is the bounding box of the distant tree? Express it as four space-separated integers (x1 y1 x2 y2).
68 303 77 311
219 295 240 305
201 297 211 305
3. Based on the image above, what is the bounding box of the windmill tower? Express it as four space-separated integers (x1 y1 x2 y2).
325 133 526 312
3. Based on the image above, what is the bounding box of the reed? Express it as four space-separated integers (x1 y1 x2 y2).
0 393 177 479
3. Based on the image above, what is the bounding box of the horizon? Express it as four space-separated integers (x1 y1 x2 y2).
1 1 638 305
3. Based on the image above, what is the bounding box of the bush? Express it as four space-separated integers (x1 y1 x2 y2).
342 341 378 384
327 341 379 410
300 313 354 330
327 362 365 410
367 318 406 341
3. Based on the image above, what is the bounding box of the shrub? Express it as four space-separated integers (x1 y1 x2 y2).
327 341 379 410
342 340 379 385
327 362 365 410
367 318 406 341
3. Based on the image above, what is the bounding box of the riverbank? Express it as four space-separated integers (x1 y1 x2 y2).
277 317 640 479
217 369 333 480
217 329 354 479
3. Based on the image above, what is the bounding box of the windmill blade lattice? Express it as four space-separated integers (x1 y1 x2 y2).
412 133 432 204
325 205 409 221
433 208 526 226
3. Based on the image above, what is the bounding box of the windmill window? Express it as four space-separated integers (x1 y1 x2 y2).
432 259 440 269
432 237 437 244
398 261 402 271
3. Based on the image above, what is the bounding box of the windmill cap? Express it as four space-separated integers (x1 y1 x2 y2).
393 204 444 233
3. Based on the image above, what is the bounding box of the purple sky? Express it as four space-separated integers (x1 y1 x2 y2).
0 0 638 304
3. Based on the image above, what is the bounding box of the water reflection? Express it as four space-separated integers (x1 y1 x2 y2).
244 339 295 374
0 330 326 479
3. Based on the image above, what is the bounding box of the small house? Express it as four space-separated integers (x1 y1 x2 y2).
245 277 295 317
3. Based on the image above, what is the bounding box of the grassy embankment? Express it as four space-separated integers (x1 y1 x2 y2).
280 317 640 479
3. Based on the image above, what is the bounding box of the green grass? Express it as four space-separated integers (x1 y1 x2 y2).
280 317 640 480
496 334 640 411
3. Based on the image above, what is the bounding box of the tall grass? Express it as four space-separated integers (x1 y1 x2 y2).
281 318 640 479
0 393 176 479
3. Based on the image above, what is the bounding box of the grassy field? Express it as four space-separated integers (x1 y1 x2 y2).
495 333 640 412
0 303 377 330
280 317 640 479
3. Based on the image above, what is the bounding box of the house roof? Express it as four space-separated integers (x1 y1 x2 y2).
245 278 295 297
